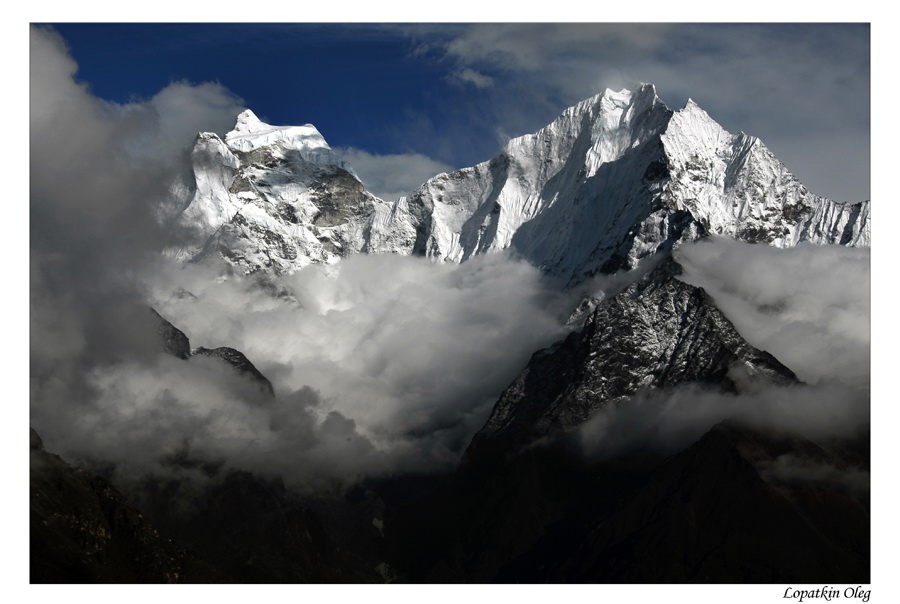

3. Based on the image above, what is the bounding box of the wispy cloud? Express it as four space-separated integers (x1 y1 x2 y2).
575 380 869 462
336 147 452 201
449 68 494 89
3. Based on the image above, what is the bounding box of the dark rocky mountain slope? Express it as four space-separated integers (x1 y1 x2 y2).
30 429 230 583
466 257 797 463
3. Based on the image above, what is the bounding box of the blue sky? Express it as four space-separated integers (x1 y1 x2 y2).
44 23 870 203
49 24 441 149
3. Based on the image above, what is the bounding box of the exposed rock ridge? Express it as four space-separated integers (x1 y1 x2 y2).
465 257 798 461
151 308 274 395
192 346 275 396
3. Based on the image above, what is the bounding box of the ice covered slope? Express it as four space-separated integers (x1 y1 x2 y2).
163 87 869 281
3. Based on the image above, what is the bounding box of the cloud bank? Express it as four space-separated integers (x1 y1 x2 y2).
34 251 574 492
144 253 573 483
30 24 245 367
575 380 869 462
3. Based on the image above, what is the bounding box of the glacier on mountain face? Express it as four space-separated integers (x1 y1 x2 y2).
161 84 869 284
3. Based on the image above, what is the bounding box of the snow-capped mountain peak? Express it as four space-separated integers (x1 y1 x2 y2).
223 110 357 178
226 108 324 149
160 106 387 273
230 108 267 133
660 98 867 248
666 98 735 152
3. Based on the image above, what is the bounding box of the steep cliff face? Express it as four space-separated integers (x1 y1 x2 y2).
396 85 683 282
466 258 798 461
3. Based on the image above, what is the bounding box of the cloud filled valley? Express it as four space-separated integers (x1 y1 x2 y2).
34 252 580 490
32 237 871 493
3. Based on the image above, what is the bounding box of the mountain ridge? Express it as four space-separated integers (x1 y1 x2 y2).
160 84 869 282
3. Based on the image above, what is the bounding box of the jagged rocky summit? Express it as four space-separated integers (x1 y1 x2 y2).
161 84 869 283
161 109 384 274
465 257 799 462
